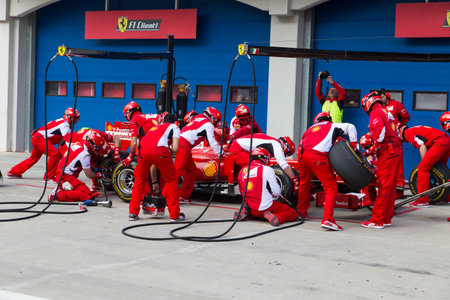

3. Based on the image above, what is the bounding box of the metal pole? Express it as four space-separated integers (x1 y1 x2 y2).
175 0 179 9
105 0 109 11
166 35 174 114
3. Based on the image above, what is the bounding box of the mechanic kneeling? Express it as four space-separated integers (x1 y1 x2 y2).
48 130 110 202
297 112 358 231
234 147 299 226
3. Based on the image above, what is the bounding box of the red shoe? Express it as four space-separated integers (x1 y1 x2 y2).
321 219 343 231
6 171 22 179
48 188 61 202
179 197 192 204
361 220 384 229
409 200 429 208
263 211 280 227
447 217 450 222
233 204 249 221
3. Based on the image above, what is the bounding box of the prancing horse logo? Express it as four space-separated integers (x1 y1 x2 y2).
118 17 128 33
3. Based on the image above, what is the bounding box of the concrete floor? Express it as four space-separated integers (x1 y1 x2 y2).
0 152 449 300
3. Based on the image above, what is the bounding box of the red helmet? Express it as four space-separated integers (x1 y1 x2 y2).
359 133 373 150
235 104 250 118
123 101 141 121
396 123 408 142
278 136 295 157
85 130 111 157
250 146 271 166
203 107 222 127
440 111 450 133
361 92 383 114
184 110 198 124
313 112 332 124
63 108 80 125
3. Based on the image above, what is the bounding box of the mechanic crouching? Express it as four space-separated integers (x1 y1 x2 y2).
297 112 358 231
234 147 299 226
48 131 109 202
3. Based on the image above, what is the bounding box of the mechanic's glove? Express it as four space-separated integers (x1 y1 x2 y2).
122 153 135 167
94 172 103 179
363 147 376 158
350 141 359 151
92 167 102 173
290 176 299 194
112 147 121 164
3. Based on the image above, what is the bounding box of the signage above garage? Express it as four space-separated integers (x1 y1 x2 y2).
395 2 450 38
85 9 197 39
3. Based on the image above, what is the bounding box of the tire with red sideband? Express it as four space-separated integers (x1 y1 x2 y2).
328 140 376 191
408 162 450 203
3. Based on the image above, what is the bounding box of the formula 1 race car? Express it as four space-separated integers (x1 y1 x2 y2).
101 121 385 211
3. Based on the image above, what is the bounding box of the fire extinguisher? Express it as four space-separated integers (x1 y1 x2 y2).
176 84 188 123
157 80 167 114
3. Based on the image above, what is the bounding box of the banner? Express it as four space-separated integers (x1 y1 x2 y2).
396 2 450 38
85 9 197 39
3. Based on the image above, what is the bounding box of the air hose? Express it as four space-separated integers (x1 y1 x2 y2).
0 51 88 221
122 52 304 242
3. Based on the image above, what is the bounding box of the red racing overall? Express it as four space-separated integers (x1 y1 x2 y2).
229 116 263 140
238 161 298 224
175 115 221 200
297 121 358 221
366 105 401 225
403 126 450 204
55 142 98 202
9 118 71 181
129 123 181 219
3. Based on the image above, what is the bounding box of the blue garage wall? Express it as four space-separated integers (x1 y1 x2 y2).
313 0 450 176
35 0 270 133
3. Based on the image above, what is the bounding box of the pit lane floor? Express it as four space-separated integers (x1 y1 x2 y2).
0 152 449 300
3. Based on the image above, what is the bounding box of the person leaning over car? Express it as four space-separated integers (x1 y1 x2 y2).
315 71 346 123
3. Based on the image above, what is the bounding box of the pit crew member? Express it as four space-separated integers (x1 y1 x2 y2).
48 131 110 202
129 113 184 222
397 123 450 208
297 112 358 231
175 107 223 203
235 147 299 226
229 104 263 140
441 111 450 134
360 92 401 229
121 101 159 167
315 71 346 123
378 88 410 197
7 108 80 183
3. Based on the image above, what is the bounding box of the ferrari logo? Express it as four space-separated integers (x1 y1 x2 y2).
58 46 66 56
238 44 246 56
312 126 321 132
118 17 128 33
444 10 450 28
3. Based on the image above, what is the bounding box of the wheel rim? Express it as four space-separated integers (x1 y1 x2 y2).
117 168 134 195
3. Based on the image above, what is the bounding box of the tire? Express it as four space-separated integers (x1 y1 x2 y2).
112 162 136 203
99 158 115 191
328 140 376 191
271 165 297 207
408 162 450 203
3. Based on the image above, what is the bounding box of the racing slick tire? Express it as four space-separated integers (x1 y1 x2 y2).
271 165 297 207
408 162 450 204
112 162 136 203
99 151 130 191
328 140 376 192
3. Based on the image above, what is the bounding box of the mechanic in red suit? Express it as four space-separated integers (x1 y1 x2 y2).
48 131 110 202
129 113 184 222
234 147 299 226
315 72 346 123
229 104 263 140
397 123 450 208
297 112 358 231
121 101 159 168
7 108 80 183
175 107 223 203
62 127 121 191
378 88 410 198
228 134 298 192
360 92 401 229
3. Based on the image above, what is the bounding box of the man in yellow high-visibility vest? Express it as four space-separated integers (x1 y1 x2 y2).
315 71 346 123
